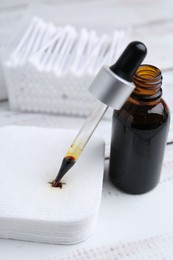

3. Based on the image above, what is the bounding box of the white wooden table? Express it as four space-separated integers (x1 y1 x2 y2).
0 1 173 259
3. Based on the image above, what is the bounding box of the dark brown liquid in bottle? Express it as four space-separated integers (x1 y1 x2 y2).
109 65 170 194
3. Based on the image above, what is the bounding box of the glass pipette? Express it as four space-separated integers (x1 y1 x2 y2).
52 41 147 187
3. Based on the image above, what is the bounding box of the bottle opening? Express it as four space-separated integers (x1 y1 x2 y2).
132 64 162 102
135 65 161 82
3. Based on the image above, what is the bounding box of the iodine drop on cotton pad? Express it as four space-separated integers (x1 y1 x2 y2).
0 126 104 244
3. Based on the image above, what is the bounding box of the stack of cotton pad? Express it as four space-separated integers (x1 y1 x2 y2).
3 16 127 117
0 126 105 244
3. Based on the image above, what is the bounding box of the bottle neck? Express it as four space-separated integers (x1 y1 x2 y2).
131 64 162 104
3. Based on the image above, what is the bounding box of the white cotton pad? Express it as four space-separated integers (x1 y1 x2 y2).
0 126 105 244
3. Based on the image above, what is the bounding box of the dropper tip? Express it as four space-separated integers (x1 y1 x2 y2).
52 156 76 187
51 179 65 188
52 179 59 187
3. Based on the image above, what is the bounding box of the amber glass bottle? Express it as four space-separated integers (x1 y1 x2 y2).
109 65 170 194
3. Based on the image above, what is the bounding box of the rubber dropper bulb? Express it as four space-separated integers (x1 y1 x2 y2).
89 41 147 110
110 41 147 82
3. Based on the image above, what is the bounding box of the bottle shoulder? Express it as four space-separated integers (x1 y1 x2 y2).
114 98 170 130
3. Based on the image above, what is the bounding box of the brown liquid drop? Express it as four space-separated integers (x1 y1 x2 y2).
49 181 66 189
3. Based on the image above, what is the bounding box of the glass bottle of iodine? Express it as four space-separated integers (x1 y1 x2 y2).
109 64 170 194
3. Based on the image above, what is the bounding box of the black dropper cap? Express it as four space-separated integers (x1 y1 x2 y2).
110 41 147 82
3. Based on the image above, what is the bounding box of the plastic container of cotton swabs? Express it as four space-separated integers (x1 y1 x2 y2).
3 16 128 117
